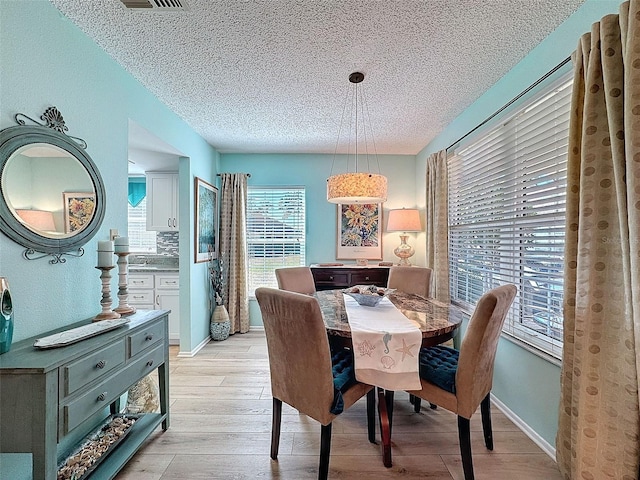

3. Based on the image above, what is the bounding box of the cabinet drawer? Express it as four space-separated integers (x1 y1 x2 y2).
156 275 179 289
128 320 164 358
129 291 154 304
129 275 154 288
313 271 349 284
351 271 387 286
61 340 126 397
61 345 164 435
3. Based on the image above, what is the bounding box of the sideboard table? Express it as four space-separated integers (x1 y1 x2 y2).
310 264 390 291
0 309 169 480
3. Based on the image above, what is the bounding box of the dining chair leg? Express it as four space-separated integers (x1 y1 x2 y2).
457 416 475 480
271 397 282 460
366 389 376 443
413 397 421 412
480 393 493 450
409 393 415 404
319 423 332 480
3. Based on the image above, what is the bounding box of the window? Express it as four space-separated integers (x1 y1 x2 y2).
448 70 572 358
247 187 306 294
127 196 157 253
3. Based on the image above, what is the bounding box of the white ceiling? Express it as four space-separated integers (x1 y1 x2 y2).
49 0 585 159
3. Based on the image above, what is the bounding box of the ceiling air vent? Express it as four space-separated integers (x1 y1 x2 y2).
119 0 188 10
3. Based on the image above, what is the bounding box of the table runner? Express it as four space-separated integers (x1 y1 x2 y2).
344 294 422 391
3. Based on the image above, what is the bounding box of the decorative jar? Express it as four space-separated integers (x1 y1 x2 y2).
210 304 230 341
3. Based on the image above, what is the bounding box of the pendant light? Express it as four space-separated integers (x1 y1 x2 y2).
327 72 388 204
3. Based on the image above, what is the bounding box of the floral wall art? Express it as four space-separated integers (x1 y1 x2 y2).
336 203 382 260
63 192 95 233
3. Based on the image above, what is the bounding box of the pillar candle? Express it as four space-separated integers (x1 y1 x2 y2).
114 236 129 253
97 240 114 267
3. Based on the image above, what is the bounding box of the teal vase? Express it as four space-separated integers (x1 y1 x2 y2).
0 277 14 354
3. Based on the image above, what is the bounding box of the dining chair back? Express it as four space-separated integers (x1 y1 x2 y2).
255 287 375 480
406 283 517 480
387 266 432 298
275 266 316 295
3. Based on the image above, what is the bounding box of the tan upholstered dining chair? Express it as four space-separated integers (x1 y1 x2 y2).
255 287 375 480
275 266 316 295
405 284 517 480
386 266 432 298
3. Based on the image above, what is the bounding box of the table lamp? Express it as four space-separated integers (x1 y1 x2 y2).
387 208 422 265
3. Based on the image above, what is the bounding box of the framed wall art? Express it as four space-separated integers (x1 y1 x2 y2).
63 192 96 234
194 176 218 263
336 203 383 260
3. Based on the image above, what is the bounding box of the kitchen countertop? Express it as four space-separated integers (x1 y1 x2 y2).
129 266 179 273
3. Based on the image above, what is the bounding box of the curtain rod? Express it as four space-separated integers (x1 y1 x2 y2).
216 173 251 177
446 55 572 152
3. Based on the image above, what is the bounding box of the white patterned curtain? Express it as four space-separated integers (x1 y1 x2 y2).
425 149 450 302
557 2 640 478
219 173 250 334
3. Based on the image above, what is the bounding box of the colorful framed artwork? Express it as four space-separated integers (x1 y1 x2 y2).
336 203 383 260
194 176 218 263
63 192 96 234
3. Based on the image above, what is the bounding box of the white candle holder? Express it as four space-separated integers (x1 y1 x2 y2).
114 252 136 316
93 266 121 322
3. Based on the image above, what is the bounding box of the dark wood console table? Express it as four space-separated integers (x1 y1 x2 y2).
0 310 169 480
310 264 390 290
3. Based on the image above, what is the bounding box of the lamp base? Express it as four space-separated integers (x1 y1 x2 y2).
393 234 415 266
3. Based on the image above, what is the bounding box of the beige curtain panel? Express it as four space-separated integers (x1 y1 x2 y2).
425 149 450 302
557 2 640 479
219 173 250 334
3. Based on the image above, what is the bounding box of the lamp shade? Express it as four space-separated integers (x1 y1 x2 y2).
327 172 388 204
15 209 56 232
387 208 421 232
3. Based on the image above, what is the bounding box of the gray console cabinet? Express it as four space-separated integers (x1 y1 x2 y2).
0 310 170 480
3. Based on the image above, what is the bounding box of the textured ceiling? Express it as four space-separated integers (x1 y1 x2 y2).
49 0 585 155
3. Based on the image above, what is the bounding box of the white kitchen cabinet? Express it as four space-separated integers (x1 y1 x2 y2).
129 272 180 345
146 172 179 231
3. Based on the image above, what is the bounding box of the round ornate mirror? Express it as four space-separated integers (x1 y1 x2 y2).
0 108 105 262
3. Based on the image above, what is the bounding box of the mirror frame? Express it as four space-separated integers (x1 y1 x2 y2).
0 121 105 260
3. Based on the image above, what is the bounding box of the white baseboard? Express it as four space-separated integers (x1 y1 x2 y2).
249 325 265 331
177 335 211 357
491 393 556 460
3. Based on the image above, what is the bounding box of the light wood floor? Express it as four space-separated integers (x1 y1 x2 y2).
116 330 562 480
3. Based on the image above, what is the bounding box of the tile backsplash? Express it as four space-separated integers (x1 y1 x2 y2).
156 231 179 256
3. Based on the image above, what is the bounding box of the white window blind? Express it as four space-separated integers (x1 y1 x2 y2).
448 71 572 358
128 196 157 253
247 187 306 294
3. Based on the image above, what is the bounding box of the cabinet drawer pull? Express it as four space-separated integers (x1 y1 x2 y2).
173 218 177 228
96 360 106 369
168 218 171 227
365 276 370 280
145 334 154 341
165 280 177 285
146 360 154 367
132 280 144 285
132 295 145 300
329 276 334 280
97 392 107 402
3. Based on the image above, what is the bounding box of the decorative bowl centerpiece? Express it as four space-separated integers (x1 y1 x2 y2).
343 285 395 307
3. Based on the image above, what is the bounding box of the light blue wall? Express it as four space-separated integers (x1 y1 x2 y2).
0 0 218 356
220 153 419 325
1 1 219 476
416 0 623 450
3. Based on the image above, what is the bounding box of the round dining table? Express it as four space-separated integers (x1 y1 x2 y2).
314 289 466 468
